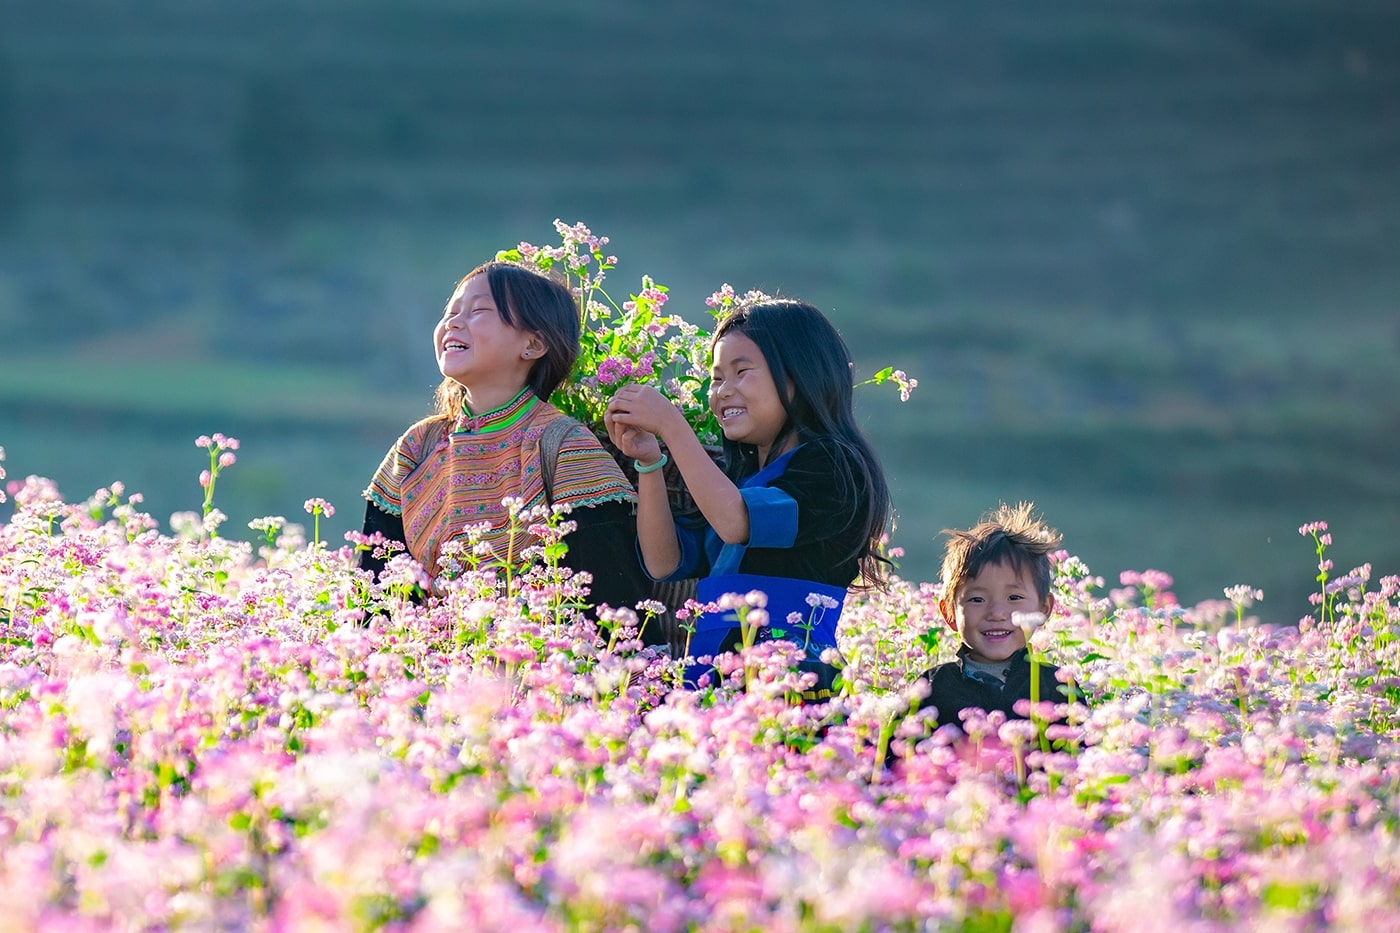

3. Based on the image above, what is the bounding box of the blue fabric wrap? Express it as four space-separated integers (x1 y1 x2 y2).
684 573 848 692
662 446 802 582
656 446 850 699
709 486 799 575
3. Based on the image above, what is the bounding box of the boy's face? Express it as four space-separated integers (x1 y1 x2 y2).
940 560 1054 665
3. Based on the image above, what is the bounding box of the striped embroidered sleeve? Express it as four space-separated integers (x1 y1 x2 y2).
363 419 434 517
547 432 638 509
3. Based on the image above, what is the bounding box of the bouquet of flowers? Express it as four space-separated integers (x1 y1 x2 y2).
497 220 917 446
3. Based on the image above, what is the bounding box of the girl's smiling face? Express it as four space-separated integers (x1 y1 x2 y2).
708 331 790 461
434 274 535 390
940 560 1054 665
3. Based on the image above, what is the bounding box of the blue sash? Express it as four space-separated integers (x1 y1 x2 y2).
685 573 847 700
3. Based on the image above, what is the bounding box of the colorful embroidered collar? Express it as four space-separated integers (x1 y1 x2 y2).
452 388 538 435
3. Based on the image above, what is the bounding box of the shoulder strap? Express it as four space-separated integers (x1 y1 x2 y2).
539 416 583 505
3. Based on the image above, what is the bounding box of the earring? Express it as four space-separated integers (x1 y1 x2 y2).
523 351 531 358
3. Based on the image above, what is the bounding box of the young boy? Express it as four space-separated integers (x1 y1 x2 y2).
917 501 1065 731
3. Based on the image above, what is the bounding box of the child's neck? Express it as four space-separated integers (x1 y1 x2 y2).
460 382 531 417
756 432 799 469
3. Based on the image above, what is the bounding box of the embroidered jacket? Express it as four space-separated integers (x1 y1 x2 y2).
363 389 637 586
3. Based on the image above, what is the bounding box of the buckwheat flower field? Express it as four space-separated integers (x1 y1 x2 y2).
1 441 1397 931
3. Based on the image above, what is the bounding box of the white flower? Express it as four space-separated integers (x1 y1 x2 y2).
1013 611 1046 636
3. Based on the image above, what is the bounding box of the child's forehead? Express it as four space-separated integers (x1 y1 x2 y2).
451 274 490 300
961 557 1035 588
712 330 762 362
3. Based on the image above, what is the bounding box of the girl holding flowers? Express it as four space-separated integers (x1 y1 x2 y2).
604 298 893 697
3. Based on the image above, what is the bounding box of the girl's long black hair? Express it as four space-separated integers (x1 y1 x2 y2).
712 299 893 587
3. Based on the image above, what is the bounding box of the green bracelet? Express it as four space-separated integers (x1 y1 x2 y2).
634 453 669 474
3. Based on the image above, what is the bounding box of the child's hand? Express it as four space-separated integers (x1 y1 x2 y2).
604 394 663 463
606 384 686 438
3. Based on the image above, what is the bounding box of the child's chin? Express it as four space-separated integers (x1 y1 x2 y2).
976 643 1024 663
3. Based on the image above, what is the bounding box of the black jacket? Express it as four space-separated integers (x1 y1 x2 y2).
917 647 1064 730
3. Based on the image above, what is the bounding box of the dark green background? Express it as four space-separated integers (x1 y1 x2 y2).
2 0 1398 615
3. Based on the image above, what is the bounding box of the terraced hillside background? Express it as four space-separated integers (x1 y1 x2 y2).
2 0 1398 611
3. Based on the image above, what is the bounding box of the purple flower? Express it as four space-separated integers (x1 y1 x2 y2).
595 356 631 387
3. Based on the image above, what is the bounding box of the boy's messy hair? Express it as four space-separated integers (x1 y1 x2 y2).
940 501 1062 601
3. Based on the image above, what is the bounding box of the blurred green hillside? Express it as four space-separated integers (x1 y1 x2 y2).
2 0 1398 613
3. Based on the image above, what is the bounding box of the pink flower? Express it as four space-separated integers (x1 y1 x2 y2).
1141 569 1174 591
303 497 335 517
596 356 631 387
706 283 737 308
1223 585 1263 606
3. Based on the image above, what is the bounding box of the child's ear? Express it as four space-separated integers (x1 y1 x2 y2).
1040 593 1056 617
522 334 547 360
938 596 958 632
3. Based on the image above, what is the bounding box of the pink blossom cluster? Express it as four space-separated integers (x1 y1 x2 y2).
595 351 657 387
511 219 617 274
302 497 335 517
1 459 1398 929
705 283 774 310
